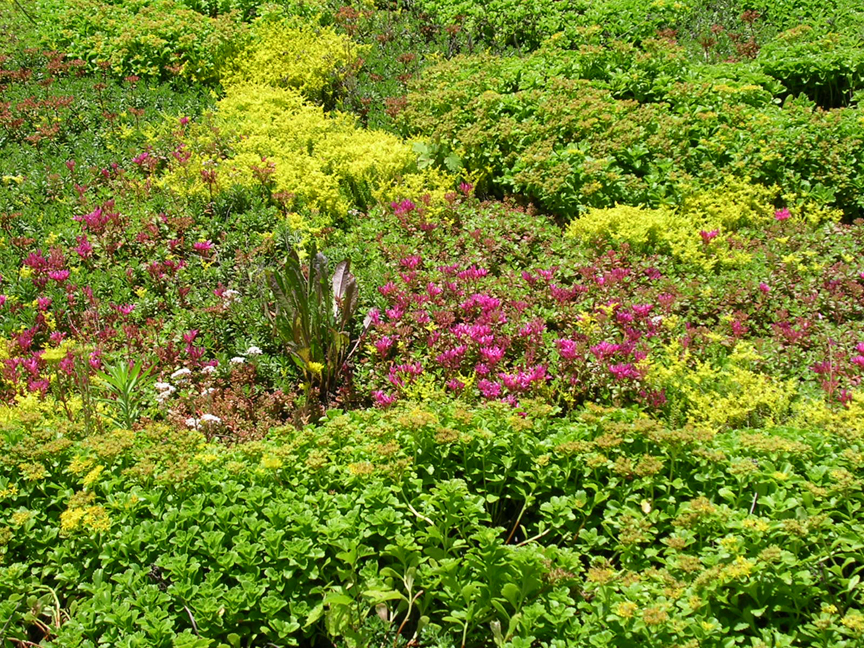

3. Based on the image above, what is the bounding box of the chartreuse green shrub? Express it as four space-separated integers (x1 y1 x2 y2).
160 83 424 229
2 400 864 646
220 14 364 104
646 339 798 429
565 178 841 270
35 0 246 82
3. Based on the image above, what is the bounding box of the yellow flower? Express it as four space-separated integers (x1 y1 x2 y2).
841 612 864 634
82 465 105 489
68 455 95 476
307 362 325 376
19 462 47 481
260 454 283 470
615 602 637 619
10 510 32 526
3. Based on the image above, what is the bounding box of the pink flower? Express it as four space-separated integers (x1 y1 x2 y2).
480 345 505 365
556 338 579 360
75 235 93 259
700 229 719 244
0 295 6 307
632 303 654 318
28 378 49 395
457 265 489 281
373 390 397 407
114 303 135 315
426 283 443 298
399 255 423 269
852 356 864 369
435 345 467 369
186 345 205 361
774 208 791 222
609 363 639 381
375 336 395 355
590 341 620 361
459 182 473 196
48 270 70 283
193 240 213 253
378 282 398 297
391 199 416 216
477 379 501 399
37 297 52 311
183 329 199 344
179 116 190 126
446 378 465 392
759 282 770 293
89 350 102 371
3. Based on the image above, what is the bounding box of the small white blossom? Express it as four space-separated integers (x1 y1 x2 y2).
246 346 263 356
200 413 222 424
171 367 192 380
230 356 246 365
200 387 216 396
222 289 240 304
201 365 216 375
154 381 173 393
185 417 199 429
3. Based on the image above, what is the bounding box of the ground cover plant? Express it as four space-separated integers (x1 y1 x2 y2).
1 0 864 646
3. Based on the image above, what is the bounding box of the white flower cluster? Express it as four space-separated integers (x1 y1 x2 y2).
154 381 176 404
222 289 240 306
185 414 222 430
170 367 192 380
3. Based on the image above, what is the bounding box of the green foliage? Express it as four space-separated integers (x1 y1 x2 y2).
1 402 863 646
266 238 363 412
413 0 590 51
35 0 246 82
96 360 154 429
759 26 864 108
402 38 864 218
176 0 326 21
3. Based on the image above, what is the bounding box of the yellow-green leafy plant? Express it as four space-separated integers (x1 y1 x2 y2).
220 14 364 104
160 83 419 229
646 340 798 429
567 178 841 270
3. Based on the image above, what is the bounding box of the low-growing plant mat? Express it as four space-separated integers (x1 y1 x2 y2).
1 401 862 647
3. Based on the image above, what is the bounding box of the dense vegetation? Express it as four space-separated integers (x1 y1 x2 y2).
1 0 863 646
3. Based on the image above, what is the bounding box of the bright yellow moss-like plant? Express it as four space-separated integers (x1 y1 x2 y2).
220 16 364 103
160 84 419 229
567 178 842 270
646 340 797 429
